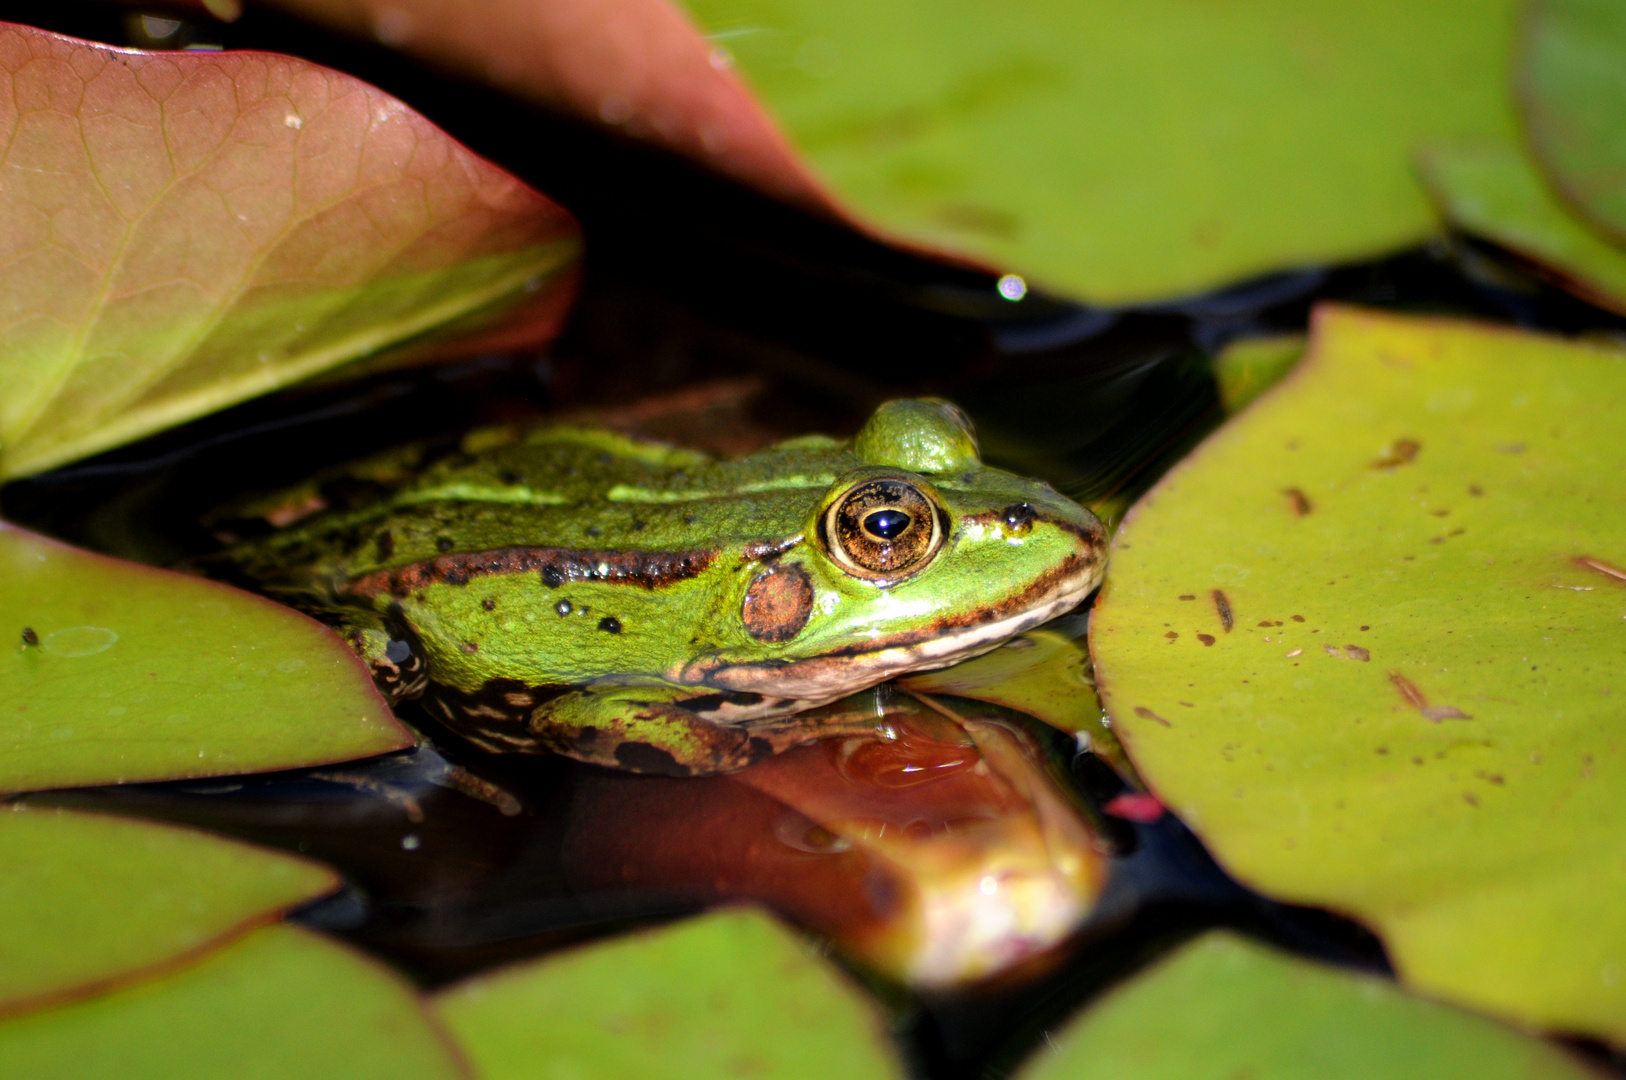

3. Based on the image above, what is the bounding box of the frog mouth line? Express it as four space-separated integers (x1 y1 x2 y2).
680 562 1101 704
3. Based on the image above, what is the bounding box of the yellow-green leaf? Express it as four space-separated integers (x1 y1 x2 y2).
0 21 579 480
1091 305 1626 1041
1213 335 1307 415
0 923 465 1079
1022 932 1597 1080
679 0 1517 303
0 805 335 1014
434 908 902 1080
1 522 411 792
1416 141 1626 315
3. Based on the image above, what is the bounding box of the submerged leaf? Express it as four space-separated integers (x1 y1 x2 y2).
1416 141 1626 315
1091 306 1626 1041
0 21 579 480
0 924 464 1079
1518 0 1626 245
677 0 1518 302
0 522 410 793
1212 335 1307 415
1022 932 1598 1080
434 908 901 1080
0 806 334 1014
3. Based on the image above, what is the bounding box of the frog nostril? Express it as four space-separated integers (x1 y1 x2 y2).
863 509 912 540
1003 503 1037 530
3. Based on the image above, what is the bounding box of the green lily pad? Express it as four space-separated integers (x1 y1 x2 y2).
1021 931 1597 1080
679 0 1517 303
434 908 902 1080
1213 335 1307 415
0 522 410 792
1517 0 1626 246
0 21 579 481
0 923 465 1079
898 629 1135 782
1091 305 1626 1041
0 805 335 1014
1416 141 1626 315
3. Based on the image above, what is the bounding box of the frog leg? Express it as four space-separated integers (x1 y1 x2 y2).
315 605 429 704
523 683 889 776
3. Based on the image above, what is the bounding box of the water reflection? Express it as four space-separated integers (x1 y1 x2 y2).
566 691 1107 986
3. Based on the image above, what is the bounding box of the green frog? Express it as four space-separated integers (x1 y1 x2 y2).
219 399 1107 775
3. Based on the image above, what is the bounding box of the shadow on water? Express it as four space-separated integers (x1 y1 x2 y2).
5 3 1626 1078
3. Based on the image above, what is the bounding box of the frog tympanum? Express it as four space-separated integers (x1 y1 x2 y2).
221 399 1107 775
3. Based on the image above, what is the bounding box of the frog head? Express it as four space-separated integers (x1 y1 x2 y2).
681 399 1108 700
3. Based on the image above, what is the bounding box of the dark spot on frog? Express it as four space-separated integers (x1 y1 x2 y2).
555 600 572 616
1134 706 1172 727
1197 633 1216 646
1002 503 1036 534
374 530 394 560
1291 614 1305 622
676 691 765 714
461 641 479 653
21 627 39 647
614 742 689 775
481 598 496 611
1282 488 1312 516
542 564 564 587
741 564 814 643
598 616 623 634
1211 589 1233 631
586 526 602 538
497 469 521 485
684 514 698 526
1178 594 1195 600
632 521 646 531
437 537 455 552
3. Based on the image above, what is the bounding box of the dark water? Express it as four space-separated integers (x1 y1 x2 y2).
6 3 1626 1078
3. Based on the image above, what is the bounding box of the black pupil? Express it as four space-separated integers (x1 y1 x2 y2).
864 509 912 540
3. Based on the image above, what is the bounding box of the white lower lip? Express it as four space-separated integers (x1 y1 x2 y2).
688 573 1097 703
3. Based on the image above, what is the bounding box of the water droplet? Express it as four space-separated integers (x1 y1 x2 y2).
401 834 421 851
42 626 118 658
997 274 1027 301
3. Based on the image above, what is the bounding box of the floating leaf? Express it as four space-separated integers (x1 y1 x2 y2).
0 522 410 793
1021 931 1598 1080
1212 335 1307 415
0 21 579 480
0 924 465 1079
675 0 1517 302
434 908 902 1080
1517 0 1626 245
1091 305 1626 1041
898 630 1136 783
0 805 334 1014
1416 141 1626 315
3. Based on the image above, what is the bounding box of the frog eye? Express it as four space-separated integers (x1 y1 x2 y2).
823 478 944 581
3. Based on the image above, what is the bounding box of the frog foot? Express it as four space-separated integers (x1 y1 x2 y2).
512 684 872 776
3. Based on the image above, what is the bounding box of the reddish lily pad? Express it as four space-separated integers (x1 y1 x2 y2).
1 522 410 793
1517 0 1626 246
0 805 335 1015
434 908 901 1080
1022 932 1599 1080
0 924 465 1079
1092 305 1626 1041
0 21 579 480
